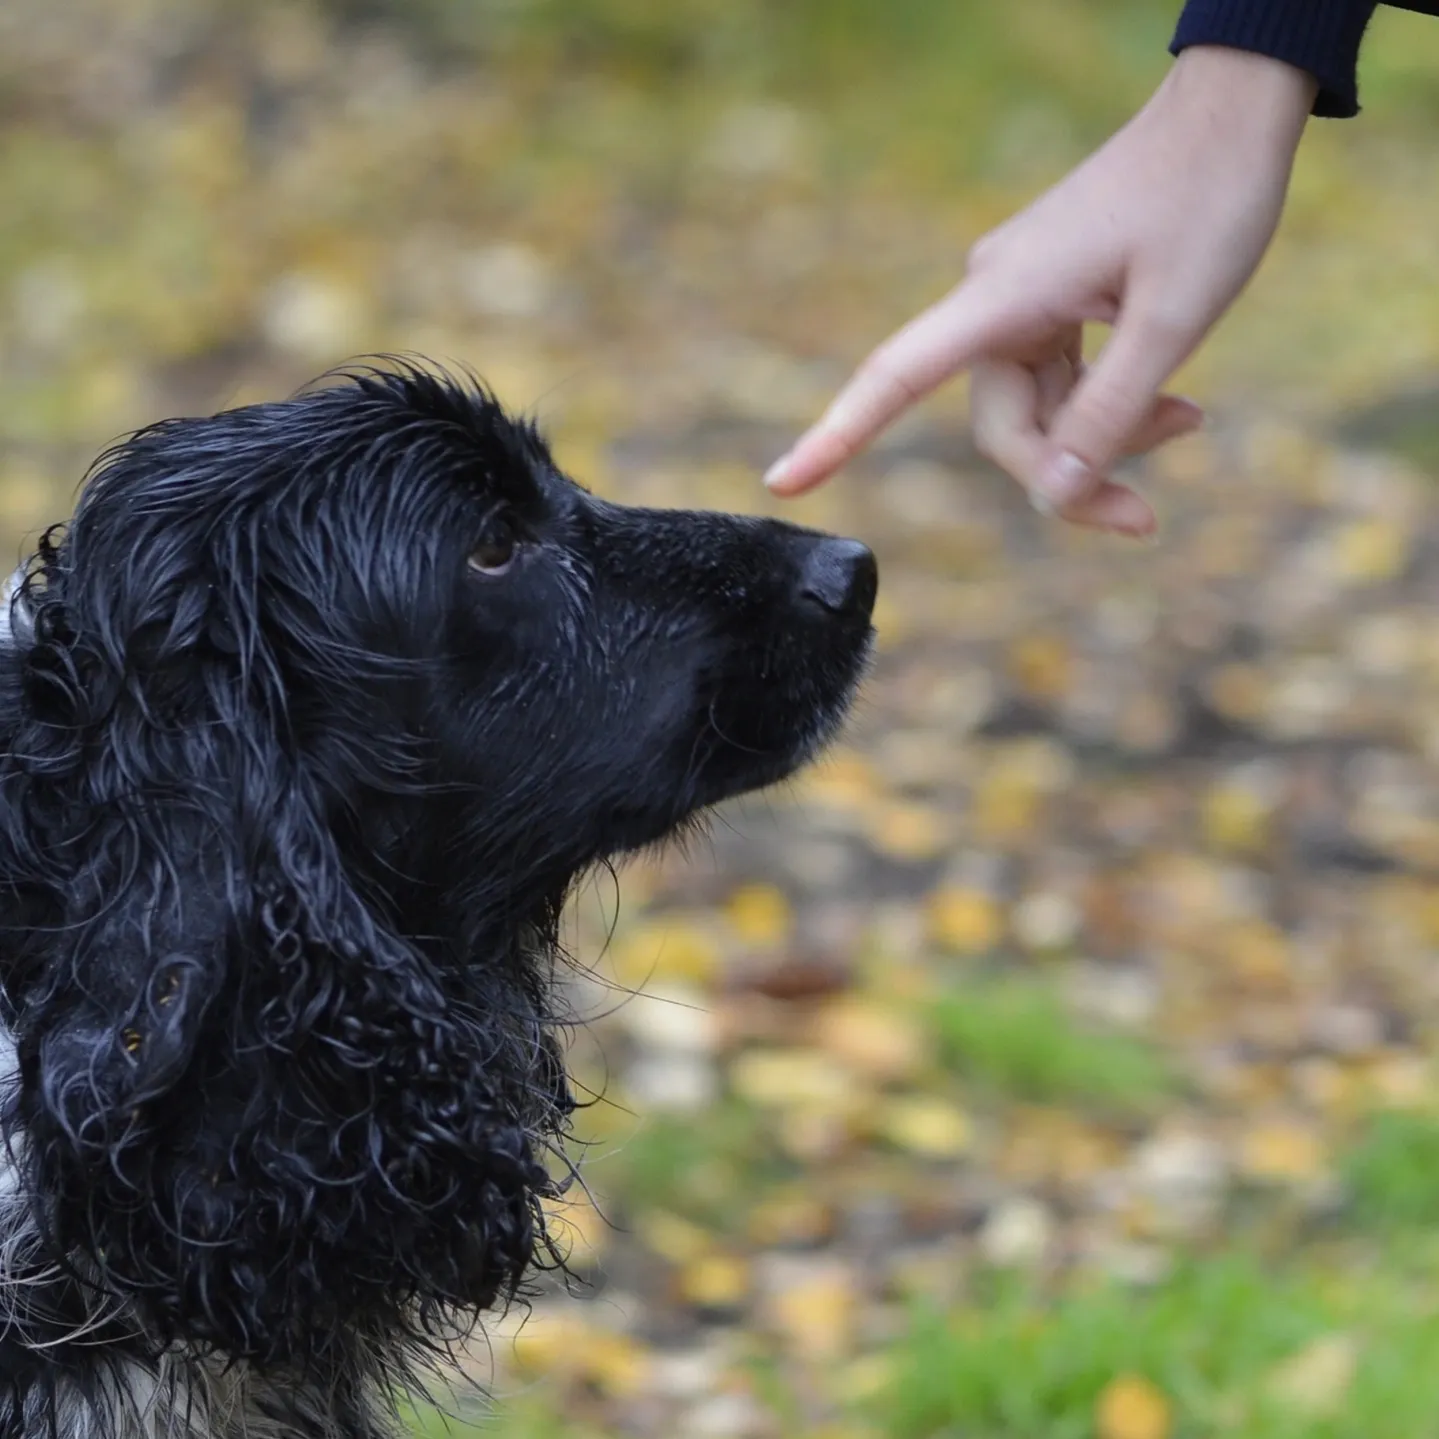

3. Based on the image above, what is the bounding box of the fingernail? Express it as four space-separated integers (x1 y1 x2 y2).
1028 488 1057 518
1037 451 1094 507
763 455 793 490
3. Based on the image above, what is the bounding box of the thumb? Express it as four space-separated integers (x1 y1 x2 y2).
1037 305 1201 510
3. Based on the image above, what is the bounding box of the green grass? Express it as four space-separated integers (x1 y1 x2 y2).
406 1394 601 1439
576 1097 788 1230
924 977 1174 1116
874 1250 1439 1439
312 0 1439 200
1341 1110 1439 1231
315 0 1175 188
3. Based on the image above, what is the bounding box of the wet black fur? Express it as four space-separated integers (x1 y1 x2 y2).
0 364 875 1436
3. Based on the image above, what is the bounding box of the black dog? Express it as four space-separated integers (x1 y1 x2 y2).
0 363 875 1438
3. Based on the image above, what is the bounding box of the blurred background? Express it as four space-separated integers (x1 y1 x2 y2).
8 2 1439 1435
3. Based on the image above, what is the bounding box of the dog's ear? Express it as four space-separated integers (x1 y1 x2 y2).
1 527 293 1178
0 446 461 1137
32 950 219 1166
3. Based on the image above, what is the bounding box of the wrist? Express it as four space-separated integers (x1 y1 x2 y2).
1161 44 1317 149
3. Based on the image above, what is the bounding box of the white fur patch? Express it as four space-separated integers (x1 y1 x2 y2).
0 566 29 649
0 1022 16 1202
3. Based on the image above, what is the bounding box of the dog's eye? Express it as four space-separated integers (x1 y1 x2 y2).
469 522 520 577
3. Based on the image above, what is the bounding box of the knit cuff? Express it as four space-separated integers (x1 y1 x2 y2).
1170 0 1381 117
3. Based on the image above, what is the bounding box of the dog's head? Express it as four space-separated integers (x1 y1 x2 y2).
0 365 874 1370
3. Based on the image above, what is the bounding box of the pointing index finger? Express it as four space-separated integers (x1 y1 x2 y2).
764 284 1013 496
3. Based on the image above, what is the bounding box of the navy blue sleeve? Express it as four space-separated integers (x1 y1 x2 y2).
1170 0 1381 117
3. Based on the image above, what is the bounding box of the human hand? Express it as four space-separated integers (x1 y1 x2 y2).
764 46 1318 536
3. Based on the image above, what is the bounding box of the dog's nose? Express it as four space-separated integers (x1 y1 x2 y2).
796 537 877 618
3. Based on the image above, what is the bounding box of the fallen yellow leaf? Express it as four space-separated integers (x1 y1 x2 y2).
1201 782 1275 855
970 769 1044 841
729 1048 852 1108
1360 1050 1434 1109
927 887 1004 954
1238 1119 1326 1183
871 801 952 861
581 1330 653 1399
611 918 722 988
636 1210 714 1266
509 1309 591 1377
812 997 928 1083
726 882 793 948
678 1252 752 1311
746 1190 835 1248
1007 633 1071 702
1095 1373 1172 1439
762 1262 859 1364
879 1096 972 1159
1333 516 1408 584
1222 920 1293 992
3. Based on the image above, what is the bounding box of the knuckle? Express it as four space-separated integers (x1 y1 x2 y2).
856 345 918 405
1066 387 1139 459
1135 300 1201 345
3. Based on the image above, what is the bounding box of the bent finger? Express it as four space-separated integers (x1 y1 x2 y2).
1059 479 1158 537
1119 394 1205 457
1039 302 1203 508
971 359 1154 534
970 358 1049 489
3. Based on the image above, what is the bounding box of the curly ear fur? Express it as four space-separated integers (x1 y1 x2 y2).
0 389 573 1374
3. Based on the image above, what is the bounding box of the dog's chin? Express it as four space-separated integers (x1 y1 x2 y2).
711 707 854 799
589 696 863 864
685 658 871 816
